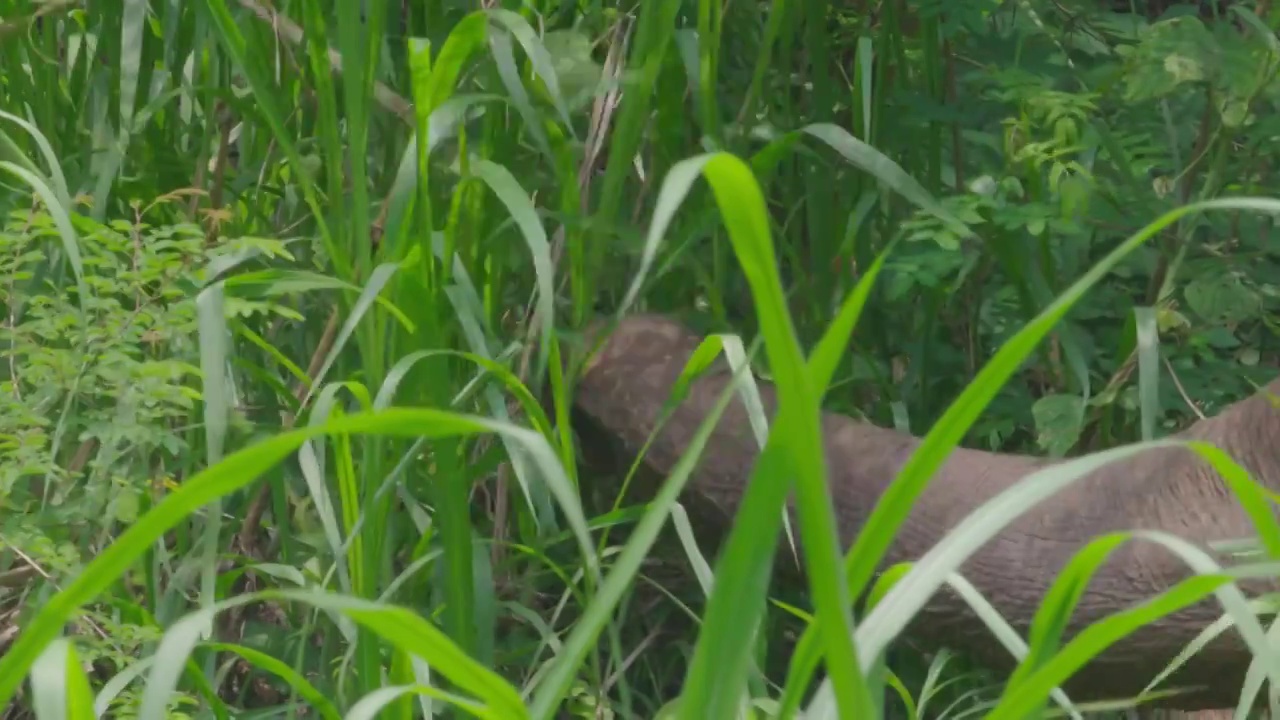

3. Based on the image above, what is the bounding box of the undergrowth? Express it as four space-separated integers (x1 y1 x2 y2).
2 0 1280 718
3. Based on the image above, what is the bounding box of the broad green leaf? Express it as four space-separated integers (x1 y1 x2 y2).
1031 394 1086 458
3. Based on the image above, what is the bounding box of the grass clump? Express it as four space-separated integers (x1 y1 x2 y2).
4 0 1280 718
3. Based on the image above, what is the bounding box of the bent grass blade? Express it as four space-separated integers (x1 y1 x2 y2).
0 407 584 710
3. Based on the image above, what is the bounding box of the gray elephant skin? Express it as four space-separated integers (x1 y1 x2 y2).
567 313 1280 714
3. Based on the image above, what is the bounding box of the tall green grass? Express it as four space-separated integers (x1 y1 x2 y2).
4 1 1280 718
8 117 1280 720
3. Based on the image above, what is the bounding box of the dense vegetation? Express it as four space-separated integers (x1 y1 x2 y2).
2 0 1280 718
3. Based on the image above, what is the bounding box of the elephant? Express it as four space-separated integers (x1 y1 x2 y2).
565 313 1280 716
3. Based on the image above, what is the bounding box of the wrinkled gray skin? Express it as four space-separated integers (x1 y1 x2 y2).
568 313 1280 714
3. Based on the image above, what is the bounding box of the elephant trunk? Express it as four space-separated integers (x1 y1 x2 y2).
569 314 1280 710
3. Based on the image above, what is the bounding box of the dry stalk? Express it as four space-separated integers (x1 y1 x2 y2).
237 0 414 125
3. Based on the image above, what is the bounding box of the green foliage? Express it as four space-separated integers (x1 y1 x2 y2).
3 0 1280 718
